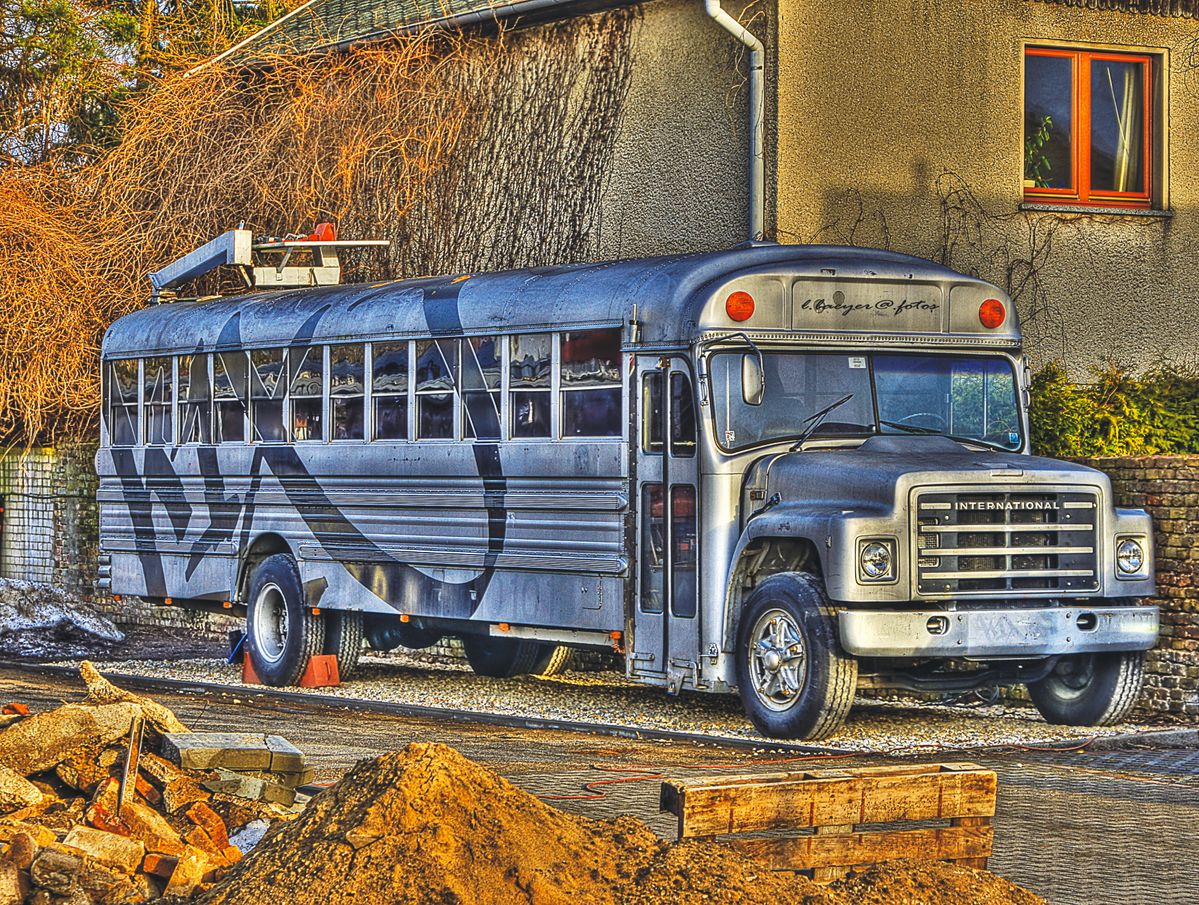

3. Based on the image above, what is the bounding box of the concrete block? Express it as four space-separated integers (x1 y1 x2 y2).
202 770 296 807
162 733 273 771
0 768 43 815
0 861 28 905
265 736 305 773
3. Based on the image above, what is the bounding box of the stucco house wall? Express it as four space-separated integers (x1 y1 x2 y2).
774 0 1199 369
594 0 759 257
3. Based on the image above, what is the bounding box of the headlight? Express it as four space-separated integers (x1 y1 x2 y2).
859 540 895 581
1116 538 1145 576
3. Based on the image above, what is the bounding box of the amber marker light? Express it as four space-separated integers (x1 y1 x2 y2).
979 298 1006 329
726 291 755 322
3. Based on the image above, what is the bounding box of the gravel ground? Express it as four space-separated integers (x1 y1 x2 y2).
46 649 1169 753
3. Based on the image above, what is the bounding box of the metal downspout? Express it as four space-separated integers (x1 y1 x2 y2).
703 0 765 242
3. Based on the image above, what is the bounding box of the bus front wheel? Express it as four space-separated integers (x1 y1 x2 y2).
1027 651 1145 726
735 572 857 741
246 554 325 687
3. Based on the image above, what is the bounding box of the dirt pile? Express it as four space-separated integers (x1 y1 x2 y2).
0 663 299 903
827 859 1045 905
0 581 123 656
198 743 1043 905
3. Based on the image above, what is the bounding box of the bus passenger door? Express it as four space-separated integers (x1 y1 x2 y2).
631 356 700 693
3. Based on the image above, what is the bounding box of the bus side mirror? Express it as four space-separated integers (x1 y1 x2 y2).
742 353 764 406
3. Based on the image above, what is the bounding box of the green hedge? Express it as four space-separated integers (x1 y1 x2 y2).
1029 361 1199 458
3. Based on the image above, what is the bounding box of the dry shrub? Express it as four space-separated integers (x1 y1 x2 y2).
0 34 481 443
0 9 636 445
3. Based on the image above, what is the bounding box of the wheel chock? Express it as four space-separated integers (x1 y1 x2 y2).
241 653 340 687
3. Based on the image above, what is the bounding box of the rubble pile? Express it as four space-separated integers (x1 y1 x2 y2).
197 743 1044 905
0 662 300 903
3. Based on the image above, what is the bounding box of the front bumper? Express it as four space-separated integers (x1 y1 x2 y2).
838 605 1160 658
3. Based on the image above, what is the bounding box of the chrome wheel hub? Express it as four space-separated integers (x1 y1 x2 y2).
251 582 289 665
748 607 807 712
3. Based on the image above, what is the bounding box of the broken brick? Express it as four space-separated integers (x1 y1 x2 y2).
1 831 37 870
62 826 145 874
0 861 27 905
164 845 210 898
0 702 140 776
29 847 83 895
186 801 229 850
0 767 43 816
142 852 177 879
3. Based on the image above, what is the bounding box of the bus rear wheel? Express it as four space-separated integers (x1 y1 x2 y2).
246 554 325 687
1027 651 1145 726
323 611 363 680
735 572 857 741
461 634 563 678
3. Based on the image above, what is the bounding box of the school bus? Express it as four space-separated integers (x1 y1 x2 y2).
98 242 1158 738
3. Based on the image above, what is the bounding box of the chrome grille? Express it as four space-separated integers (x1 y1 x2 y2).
915 490 1099 596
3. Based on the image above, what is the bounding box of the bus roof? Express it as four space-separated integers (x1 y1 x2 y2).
102 243 1018 358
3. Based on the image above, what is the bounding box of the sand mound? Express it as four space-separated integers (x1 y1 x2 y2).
198 743 1043 905
829 859 1045 905
197 742 659 905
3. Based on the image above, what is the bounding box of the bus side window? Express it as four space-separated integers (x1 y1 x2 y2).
289 347 324 442
416 339 457 440
463 336 501 440
250 348 287 443
332 343 366 440
510 334 551 439
179 354 211 445
670 372 696 457
214 351 247 443
143 357 173 446
371 341 407 440
640 483 664 613
642 372 663 453
561 328 621 438
108 359 139 446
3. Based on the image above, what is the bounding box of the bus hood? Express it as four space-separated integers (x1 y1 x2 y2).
753 435 1108 510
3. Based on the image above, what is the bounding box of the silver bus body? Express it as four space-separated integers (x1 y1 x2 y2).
97 243 1157 735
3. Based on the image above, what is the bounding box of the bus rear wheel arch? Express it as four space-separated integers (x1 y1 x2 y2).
734 571 856 741
245 554 325 687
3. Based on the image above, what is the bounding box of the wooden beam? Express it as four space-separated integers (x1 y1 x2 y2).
729 823 994 871
664 765 996 838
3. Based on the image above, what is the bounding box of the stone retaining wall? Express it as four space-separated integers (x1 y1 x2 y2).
1077 456 1199 716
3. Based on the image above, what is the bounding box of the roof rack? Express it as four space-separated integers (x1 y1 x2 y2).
148 223 389 303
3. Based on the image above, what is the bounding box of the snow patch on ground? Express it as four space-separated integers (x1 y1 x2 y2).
0 579 124 652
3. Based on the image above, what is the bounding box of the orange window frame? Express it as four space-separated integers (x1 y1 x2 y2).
1024 47 1154 209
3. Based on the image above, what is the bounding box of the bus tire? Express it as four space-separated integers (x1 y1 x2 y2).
530 644 573 677
323 610 364 680
735 572 857 741
1027 651 1145 726
246 554 325 687
461 634 549 678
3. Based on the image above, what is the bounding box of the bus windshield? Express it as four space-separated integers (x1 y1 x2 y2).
709 351 1022 452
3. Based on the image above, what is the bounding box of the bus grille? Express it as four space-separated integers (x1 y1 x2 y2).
915 490 1099 596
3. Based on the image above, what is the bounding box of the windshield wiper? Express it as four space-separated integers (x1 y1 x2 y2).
789 394 856 451
878 419 1010 453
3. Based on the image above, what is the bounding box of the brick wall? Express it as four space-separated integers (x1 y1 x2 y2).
1077 456 1199 717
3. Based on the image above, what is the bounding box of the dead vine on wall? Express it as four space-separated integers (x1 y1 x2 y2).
0 9 636 443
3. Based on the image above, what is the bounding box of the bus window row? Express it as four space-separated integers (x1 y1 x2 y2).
105 329 624 447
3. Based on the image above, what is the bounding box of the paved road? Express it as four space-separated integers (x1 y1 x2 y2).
2 666 1195 905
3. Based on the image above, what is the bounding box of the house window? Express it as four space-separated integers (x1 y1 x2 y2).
463 336 502 440
415 339 457 440
179 354 212 445
510 334 551 439
289 347 324 442
108 359 140 446
143 357 173 446
1024 47 1154 208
